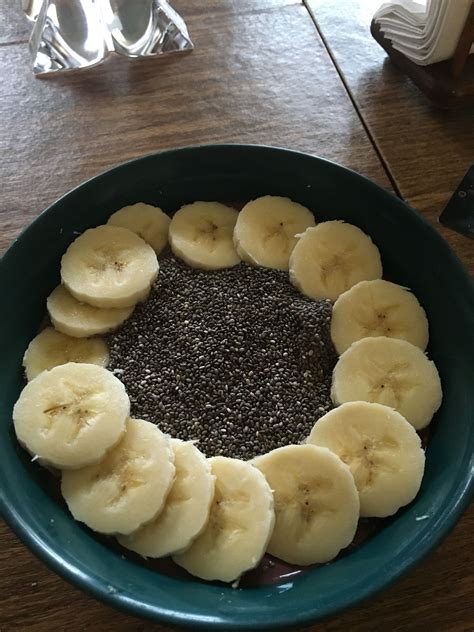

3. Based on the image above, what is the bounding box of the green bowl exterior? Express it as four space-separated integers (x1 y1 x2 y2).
0 144 473 630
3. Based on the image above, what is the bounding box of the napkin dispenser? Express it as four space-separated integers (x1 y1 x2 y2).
373 0 473 66
371 0 474 107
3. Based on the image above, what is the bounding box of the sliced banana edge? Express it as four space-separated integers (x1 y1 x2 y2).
307 402 425 517
107 202 171 255
331 336 442 429
233 195 315 271
22 327 109 381
173 456 275 583
330 279 429 355
61 225 159 309
253 444 359 565
169 201 240 270
118 439 215 558
289 220 383 301
13 362 129 470
47 285 134 338
61 418 175 535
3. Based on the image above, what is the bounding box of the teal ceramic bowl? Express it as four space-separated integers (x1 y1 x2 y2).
0 145 473 629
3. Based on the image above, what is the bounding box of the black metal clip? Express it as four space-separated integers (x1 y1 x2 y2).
439 166 474 240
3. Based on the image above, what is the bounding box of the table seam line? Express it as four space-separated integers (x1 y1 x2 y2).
302 0 403 198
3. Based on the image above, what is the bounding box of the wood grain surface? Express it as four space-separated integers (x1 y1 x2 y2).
0 1 472 631
1 506 473 632
0 1 390 254
306 0 474 270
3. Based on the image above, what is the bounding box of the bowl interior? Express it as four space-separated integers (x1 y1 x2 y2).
1 145 473 630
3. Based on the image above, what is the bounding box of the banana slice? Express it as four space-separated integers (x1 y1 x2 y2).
13 362 128 469
253 444 359 565
23 327 109 381
173 456 274 582
118 439 215 557
331 279 429 355
47 285 133 338
307 402 425 517
169 202 240 270
61 418 175 535
233 196 315 270
331 337 442 429
61 225 159 309
289 221 383 301
107 203 170 254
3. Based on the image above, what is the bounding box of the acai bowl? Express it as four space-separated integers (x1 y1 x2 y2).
0 144 473 630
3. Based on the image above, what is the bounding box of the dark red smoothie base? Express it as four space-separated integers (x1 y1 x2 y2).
113 427 430 587
108 516 385 587
31 197 431 587
32 427 429 588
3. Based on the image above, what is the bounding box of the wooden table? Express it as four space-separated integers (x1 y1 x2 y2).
1 1 473 630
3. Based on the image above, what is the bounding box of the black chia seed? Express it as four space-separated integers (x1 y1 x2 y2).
107 254 337 460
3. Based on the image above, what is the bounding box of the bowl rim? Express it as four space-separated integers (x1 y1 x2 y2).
1 143 473 630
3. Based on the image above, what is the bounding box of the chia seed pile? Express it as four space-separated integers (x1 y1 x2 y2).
107 254 337 459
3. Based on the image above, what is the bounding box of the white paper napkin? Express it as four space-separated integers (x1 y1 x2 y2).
374 0 474 65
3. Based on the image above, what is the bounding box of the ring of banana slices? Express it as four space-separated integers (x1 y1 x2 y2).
12 196 442 584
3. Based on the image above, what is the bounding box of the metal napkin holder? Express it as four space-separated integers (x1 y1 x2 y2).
23 0 194 76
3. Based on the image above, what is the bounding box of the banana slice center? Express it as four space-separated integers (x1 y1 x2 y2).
262 222 290 254
108 469 146 508
194 220 224 251
367 361 419 407
297 479 334 519
358 305 400 337
89 248 129 278
93 453 147 508
340 435 400 489
42 383 99 443
276 477 335 541
208 488 249 543
319 248 353 290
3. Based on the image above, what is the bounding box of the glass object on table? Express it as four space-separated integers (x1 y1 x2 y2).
21 0 194 76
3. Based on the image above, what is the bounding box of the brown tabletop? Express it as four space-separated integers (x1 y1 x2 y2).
1 1 473 631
